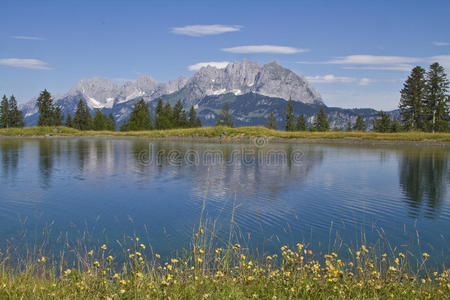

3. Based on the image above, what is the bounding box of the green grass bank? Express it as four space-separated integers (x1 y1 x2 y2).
1 126 450 142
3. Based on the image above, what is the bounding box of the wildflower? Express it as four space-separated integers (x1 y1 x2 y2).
167 264 173 271
136 237 139 242
88 250 94 256
281 245 288 251
199 228 204 234
247 275 254 281
361 245 368 253
101 244 107 250
232 244 241 250
155 253 160 259
240 254 246 261
171 258 179 264
93 261 100 268
266 255 272 261
198 248 205 254
422 252 430 259
113 273 120 279
120 289 126 294
140 244 146 250
399 252 405 259
136 272 143 278
129 254 135 259
395 258 399 265
64 269 71 276
197 258 203 263
135 251 142 256
215 248 223 254
107 255 114 262
119 279 127 285
38 256 46 263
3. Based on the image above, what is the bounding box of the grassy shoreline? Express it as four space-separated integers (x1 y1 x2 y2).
1 126 450 143
0 241 448 299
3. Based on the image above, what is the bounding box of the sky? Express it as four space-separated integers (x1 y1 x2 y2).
1 0 449 110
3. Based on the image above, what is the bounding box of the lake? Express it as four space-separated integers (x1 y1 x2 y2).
0 137 449 265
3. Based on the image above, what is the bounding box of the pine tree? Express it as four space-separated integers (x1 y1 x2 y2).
172 100 188 128
0 95 9 128
216 103 234 127
296 114 307 131
266 112 277 130
423 63 449 132
72 99 92 130
92 110 109 130
65 114 73 127
284 98 296 131
106 113 116 131
120 99 152 131
188 105 201 128
353 115 366 131
37 89 57 126
8 95 24 127
391 120 402 132
373 111 392 132
399 66 426 131
314 108 329 132
346 121 352 132
154 99 173 129
54 107 63 126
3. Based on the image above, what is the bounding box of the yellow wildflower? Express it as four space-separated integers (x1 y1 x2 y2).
140 243 146 250
101 244 107 250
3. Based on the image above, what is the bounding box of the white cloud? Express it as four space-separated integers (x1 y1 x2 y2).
433 41 449 46
171 25 241 37
188 61 230 71
0 58 52 70
11 35 44 40
297 54 446 71
358 78 372 86
327 55 421 65
306 74 374 85
306 74 357 84
222 45 308 54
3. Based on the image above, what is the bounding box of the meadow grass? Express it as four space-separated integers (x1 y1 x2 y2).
0 229 449 299
1 126 450 142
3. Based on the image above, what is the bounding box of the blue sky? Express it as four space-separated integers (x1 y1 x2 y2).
1 0 449 110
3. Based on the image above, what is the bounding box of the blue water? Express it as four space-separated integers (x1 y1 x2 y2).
0 137 449 265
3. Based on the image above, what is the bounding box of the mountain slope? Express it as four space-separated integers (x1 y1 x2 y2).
19 59 388 129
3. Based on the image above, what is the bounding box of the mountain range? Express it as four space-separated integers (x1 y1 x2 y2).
20 59 393 129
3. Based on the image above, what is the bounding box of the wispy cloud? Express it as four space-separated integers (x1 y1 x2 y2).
222 45 308 54
306 74 373 85
171 25 241 37
11 35 44 40
0 58 52 70
298 55 432 71
188 61 230 71
433 41 449 46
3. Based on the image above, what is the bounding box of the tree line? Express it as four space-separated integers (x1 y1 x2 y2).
0 95 24 128
265 62 449 133
120 98 201 131
265 98 366 132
